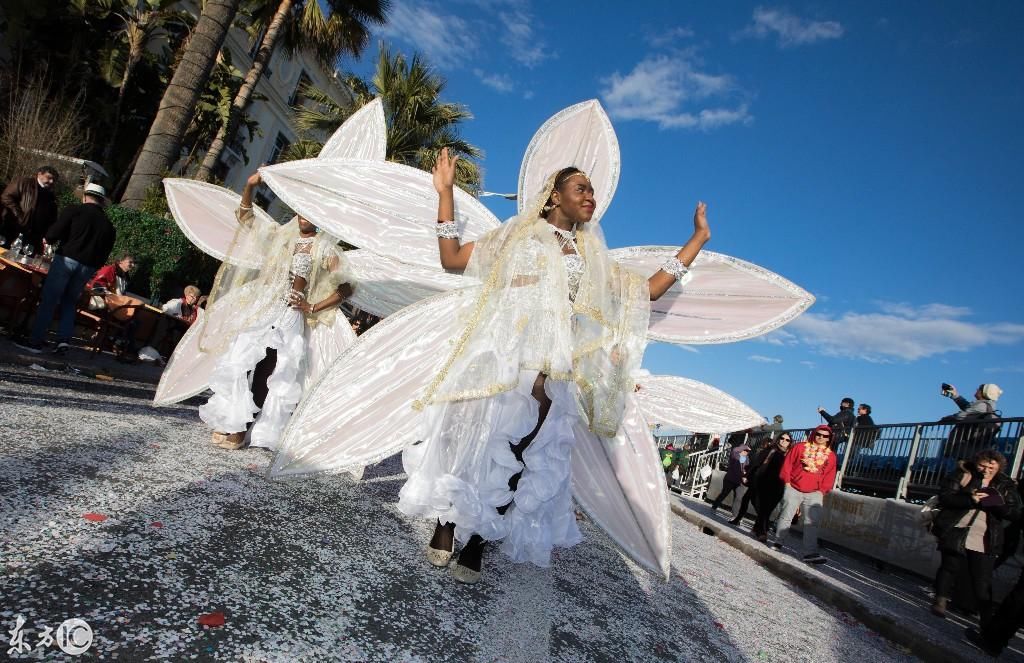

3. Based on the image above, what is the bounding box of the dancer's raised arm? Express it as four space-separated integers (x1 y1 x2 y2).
433 148 475 270
648 202 711 301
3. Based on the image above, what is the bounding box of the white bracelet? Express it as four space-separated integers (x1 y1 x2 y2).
436 221 459 240
660 257 690 280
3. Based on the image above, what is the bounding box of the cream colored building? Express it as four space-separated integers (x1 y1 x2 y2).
210 17 352 220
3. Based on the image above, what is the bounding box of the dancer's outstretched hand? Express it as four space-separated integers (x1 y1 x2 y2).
693 201 710 239
432 147 458 193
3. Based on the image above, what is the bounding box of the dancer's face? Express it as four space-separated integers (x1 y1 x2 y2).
551 174 596 224
297 216 316 234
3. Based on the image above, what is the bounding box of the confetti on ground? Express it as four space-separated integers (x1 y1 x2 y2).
1 365 925 661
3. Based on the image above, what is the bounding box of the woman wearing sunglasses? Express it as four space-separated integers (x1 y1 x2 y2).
749 433 794 543
773 424 838 564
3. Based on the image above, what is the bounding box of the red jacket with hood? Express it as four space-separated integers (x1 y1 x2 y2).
779 425 838 494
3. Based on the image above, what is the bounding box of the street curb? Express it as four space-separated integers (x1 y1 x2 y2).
670 500 970 663
0 351 160 385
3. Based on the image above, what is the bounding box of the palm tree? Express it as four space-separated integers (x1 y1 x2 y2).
289 44 483 193
122 0 242 208
96 0 192 166
194 0 389 182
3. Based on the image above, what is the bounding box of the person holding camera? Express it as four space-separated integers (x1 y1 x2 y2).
930 449 1021 620
817 398 855 446
943 383 1002 419
941 383 1003 459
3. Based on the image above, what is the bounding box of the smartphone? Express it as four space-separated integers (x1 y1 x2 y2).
977 486 1005 507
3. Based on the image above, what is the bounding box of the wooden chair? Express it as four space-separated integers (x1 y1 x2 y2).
75 290 147 357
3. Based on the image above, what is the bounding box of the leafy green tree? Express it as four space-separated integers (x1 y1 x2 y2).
92 0 193 165
194 0 389 181
288 44 482 194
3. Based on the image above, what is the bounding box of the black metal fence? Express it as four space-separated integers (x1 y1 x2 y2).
656 417 1024 502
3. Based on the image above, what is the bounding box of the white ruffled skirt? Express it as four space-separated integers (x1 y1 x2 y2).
398 370 583 567
198 305 306 450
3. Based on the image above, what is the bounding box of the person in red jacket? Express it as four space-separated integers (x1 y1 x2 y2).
771 424 838 564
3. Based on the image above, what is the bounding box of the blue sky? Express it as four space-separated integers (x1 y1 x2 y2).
348 1 1024 430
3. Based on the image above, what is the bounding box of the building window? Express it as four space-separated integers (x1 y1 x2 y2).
267 132 291 165
290 71 313 107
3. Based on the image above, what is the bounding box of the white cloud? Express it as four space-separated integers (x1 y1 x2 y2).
985 365 1024 374
473 69 515 93
787 302 1024 362
600 55 751 131
748 354 783 363
648 26 695 48
499 10 552 67
379 4 478 68
760 329 798 346
736 7 844 48
800 360 817 369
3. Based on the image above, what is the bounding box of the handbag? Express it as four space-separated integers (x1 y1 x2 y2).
919 495 941 531
938 508 981 555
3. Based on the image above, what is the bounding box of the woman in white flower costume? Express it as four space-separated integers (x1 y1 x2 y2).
153 101 394 448
195 171 353 451
408 148 708 581
261 100 814 583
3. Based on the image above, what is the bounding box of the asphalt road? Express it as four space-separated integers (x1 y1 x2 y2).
0 365 918 662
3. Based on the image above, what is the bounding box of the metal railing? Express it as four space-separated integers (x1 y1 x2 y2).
656 417 1024 503
836 418 1024 501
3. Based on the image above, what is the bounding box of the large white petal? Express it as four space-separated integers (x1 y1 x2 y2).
153 281 259 406
345 249 471 318
611 247 815 344
636 375 763 433
518 99 619 223
163 179 272 268
572 396 671 578
318 97 387 161
260 158 500 267
268 287 481 479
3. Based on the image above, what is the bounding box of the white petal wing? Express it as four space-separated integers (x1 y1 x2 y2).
345 249 471 318
611 247 815 344
269 287 481 479
163 179 272 269
636 375 764 432
318 97 387 161
260 158 500 268
518 100 619 223
572 396 671 578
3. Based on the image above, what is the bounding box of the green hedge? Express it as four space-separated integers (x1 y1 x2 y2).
58 190 220 301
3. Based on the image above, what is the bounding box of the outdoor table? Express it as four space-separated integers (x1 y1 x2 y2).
0 250 50 333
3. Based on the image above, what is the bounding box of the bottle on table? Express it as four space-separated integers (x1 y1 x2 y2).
10 234 24 256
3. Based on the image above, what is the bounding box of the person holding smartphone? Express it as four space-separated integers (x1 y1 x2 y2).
930 449 1022 620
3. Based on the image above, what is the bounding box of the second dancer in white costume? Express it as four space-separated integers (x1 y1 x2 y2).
410 149 711 583
198 171 354 451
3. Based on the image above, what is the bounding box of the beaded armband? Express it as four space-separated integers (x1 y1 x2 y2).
435 221 459 240
660 257 690 280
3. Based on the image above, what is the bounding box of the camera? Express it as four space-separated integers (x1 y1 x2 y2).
941 383 953 396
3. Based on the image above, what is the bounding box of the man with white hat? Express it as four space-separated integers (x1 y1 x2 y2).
18 183 116 354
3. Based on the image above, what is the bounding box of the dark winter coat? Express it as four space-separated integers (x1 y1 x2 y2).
933 461 1022 556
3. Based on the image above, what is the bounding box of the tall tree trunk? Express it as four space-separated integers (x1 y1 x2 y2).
112 142 145 203
122 0 241 208
195 0 292 182
103 53 139 167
